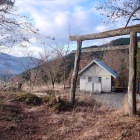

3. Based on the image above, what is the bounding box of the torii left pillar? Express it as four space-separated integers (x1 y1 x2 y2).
70 40 82 104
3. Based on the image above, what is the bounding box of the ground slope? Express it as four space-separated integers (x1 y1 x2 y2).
0 90 140 140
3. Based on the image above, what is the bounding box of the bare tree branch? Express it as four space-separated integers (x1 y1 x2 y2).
125 6 140 27
97 0 140 26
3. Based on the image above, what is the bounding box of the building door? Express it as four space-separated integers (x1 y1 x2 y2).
101 77 111 92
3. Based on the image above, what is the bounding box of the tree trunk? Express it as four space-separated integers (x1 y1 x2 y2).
52 81 55 89
128 32 137 115
63 64 66 89
70 40 82 104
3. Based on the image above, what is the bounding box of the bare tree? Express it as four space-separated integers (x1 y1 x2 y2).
39 49 62 88
50 42 70 89
0 0 35 46
17 52 43 91
46 57 62 88
43 24 71 89
40 51 62 89
0 0 51 48
97 0 140 26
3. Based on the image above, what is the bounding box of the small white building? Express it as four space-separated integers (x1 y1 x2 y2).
79 59 118 93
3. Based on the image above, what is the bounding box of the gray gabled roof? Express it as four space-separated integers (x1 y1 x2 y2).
79 59 119 78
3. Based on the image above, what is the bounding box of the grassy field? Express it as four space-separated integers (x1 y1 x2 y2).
0 87 140 140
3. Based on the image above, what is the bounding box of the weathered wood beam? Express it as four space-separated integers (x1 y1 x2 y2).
72 42 140 53
70 24 140 41
70 40 82 104
128 32 137 115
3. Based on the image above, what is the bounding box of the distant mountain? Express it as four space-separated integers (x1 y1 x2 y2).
0 53 40 77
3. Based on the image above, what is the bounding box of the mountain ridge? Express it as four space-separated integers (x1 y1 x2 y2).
0 52 40 77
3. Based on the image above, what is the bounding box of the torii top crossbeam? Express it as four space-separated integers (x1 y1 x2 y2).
70 24 140 41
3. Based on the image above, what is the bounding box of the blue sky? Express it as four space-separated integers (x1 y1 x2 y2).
1 0 137 57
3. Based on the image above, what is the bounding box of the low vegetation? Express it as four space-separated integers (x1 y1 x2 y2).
0 104 24 122
0 90 140 140
15 93 42 105
14 91 72 111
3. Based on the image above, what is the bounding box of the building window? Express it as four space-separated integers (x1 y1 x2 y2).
98 77 102 83
88 77 92 82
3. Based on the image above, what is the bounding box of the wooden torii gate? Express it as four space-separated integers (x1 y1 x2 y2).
69 24 140 116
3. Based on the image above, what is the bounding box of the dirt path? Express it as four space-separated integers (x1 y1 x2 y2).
92 92 126 109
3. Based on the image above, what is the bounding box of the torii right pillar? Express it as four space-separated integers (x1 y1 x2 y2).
128 32 138 115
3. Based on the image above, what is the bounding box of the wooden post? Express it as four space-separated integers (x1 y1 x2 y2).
70 40 82 104
128 32 137 115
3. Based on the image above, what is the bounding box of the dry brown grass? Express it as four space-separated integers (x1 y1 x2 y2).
0 89 140 140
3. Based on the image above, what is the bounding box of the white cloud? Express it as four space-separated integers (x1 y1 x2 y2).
15 0 103 39
95 25 107 32
0 45 44 58
1 0 133 57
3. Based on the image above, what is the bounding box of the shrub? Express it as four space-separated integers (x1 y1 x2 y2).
42 95 56 106
15 93 42 105
0 104 24 122
42 95 73 111
0 104 20 114
2 86 17 92
53 101 73 111
45 89 55 95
